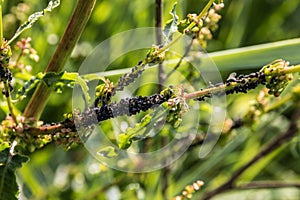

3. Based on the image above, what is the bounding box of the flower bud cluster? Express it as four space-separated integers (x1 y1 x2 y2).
172 180 204 200
114 45 166 94
177 3 224 48
11 37 39 72
260 59 293 97
94 78 114 107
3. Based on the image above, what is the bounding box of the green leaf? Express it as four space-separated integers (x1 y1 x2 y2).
41 71 78 93
18 71 96 103
0 148 29 200
163 2 179 44
8 0 60 44
42 72 64 87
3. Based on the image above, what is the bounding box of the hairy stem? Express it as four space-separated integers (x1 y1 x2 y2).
23 0 96 119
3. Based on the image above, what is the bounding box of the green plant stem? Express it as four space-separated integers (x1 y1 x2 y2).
155 1 169 198
265 93 293 112
284 64 300 74
4 81 18 123
26 61 300 136
198 0 215 19
185 61 300 100
183 0 215 33
23 0 96 120
184 84 225 100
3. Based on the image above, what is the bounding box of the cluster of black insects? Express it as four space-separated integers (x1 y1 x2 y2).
113 60 145 94
0 63 13 97
195 71 267 101
78 93 173 128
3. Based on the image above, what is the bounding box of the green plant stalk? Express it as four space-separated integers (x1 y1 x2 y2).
24 61 300 137
23 0 96 120
184 62 300 100
184 84 225 99
4 81 18 123
0 5 12 127
264 94 292 112
1 1 17 123
183 0 215 32
284 64 300 74
198 0 215 19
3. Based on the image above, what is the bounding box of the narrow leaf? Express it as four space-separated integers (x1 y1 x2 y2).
163 2 179 44
8 0 60 44
76 75 91 104
118 114 154 149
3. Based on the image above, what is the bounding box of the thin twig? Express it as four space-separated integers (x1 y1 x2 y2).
202 104 300 200
4 81 18 124
166 37 194 79
155 0 163 45
155 1 169 198
155 0 165 92
237 181 300 190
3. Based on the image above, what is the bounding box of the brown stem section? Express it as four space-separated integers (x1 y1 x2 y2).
155 0 163 45
155 0 165 92
202 104 300 200
237 181 300 190
23 0 96 119
155 2 168 198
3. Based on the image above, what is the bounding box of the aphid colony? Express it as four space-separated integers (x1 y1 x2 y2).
0 41 13 97
75 91 174 128
195 59 292 101
0 67 13 97
113 60 145 94
194 71 266 101
225 71 266 94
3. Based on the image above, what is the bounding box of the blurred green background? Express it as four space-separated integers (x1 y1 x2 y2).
1 0 300 199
